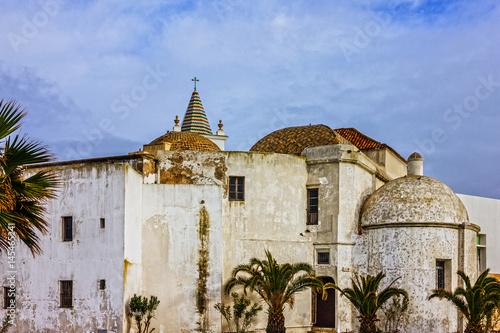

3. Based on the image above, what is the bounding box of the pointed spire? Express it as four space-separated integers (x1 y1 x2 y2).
181 87 212 135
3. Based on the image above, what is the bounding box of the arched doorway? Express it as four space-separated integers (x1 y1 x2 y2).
315 276 335 328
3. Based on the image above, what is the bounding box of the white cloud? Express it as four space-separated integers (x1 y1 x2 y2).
0 0 499 197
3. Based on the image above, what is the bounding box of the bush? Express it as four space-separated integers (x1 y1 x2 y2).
128 294 160 333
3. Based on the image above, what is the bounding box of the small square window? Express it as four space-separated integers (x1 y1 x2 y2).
60 280 73 308
229 177 244 201
62 216 73 241
99 279 106 290
318 252 330 265
3 287 14 309
100 218 105 229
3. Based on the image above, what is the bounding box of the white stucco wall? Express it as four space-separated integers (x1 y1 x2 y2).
123 165 144 331
302 145 381 332
354 226 473 333
458 194 500 274
138 184 223 333
0 163 128 332
223 152 313 333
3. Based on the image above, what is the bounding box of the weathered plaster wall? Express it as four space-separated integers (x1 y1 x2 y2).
0 163 127 332
123 166 144 332
140 184 223 333
355 227 464 333
356 177 478 333
302 145 380 332
223 152 314 333
361 148 406 180
156 150 226 186
385 150 407 179
458 194 500 274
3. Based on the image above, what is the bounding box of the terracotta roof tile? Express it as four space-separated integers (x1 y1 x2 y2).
250 124 351 155
335 127 406 162
150 131 220 151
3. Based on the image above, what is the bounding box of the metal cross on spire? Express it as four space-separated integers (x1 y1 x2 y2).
192 77 199 90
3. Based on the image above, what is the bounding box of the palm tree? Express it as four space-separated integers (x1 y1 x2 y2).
334 272 408 333
0 100 57 256
429 269 500 333
224 250 327 333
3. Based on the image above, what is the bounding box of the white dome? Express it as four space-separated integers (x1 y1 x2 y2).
361 175 469 225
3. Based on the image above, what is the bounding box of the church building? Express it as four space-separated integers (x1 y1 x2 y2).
0 85 497 333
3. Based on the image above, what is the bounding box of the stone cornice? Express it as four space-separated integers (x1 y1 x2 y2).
362 222 481 232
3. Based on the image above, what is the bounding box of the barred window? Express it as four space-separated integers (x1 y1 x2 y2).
318 252 330 265
60 280 73 308
436 260 445 289
3 287 14 309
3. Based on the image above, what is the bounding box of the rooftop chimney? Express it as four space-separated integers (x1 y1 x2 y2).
407 152 424 176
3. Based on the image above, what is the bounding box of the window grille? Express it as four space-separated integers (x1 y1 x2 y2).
436 261 445 289
318 252 330 265
3 287 14 309
60 280 73 308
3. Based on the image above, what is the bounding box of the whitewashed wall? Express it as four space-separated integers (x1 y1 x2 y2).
0 163 129 332
458 194 500 275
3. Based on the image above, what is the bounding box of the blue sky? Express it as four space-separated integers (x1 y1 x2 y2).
1 0 499 199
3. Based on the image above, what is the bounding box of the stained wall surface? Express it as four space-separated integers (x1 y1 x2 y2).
0 163 128 332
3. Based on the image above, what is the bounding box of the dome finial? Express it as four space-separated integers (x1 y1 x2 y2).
173 115 181 132
216 120 225 136
192 76 199 91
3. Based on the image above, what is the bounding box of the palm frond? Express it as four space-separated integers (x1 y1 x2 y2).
0 100 25 140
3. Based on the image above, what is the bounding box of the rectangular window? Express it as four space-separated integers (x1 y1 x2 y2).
3 287 14 309
477 234 487 272
98 330 107 333
317 252 330 265
99 279 106 290
436 260 445 289
229 177 244 201
60 280 73 308
307 189 319 225
100 218 105 229
62 216 73 241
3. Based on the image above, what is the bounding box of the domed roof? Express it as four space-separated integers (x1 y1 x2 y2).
361 175 468 225
250 124 351 155
150 131 220 151
408 152 423 160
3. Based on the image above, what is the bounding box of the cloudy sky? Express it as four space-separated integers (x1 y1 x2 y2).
1 0 499 198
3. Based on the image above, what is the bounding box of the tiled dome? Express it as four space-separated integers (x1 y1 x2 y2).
150 131 220 151
250 124 351 155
